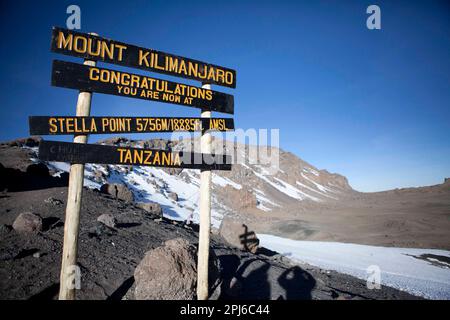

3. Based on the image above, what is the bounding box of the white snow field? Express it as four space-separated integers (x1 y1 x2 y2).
258 234 450 300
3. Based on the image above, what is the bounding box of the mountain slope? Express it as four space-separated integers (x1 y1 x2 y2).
42 136 354 228
4 136 449 249
0 139 423 300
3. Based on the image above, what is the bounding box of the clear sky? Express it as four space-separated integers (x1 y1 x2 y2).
0 0 449 192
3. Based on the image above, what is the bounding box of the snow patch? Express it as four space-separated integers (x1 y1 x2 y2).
296 180 338 200
259 234 450 300
212 174 242 190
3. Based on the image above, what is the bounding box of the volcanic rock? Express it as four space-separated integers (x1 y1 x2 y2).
100 183 134 203
137 202 163 217
219 217 259 253
12 212 43 234
134 238 219 300
97 214 117 228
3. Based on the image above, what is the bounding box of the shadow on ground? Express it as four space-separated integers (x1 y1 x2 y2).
218 254 316 300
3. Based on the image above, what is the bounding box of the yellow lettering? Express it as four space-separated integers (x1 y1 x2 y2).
118 148 126 162
49 118 57 133
115 44 127 61
153 151 160 165
139 50 149 67
90 119 97 132
144 151 152 164
134 149 143 164
89 67 100 81
173 153 181 166
101 41 114 60
124 149 132 163
73 35 87 53
57 32 73 50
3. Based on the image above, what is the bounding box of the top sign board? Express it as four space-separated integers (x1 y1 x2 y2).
50 27 236 88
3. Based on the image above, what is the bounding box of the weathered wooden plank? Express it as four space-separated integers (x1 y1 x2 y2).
38 140 232 170
51 27 236 88
51 60 234 114
29 116 234 135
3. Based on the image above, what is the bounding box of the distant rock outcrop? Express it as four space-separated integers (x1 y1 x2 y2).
223 186 257 209
7 137 41 148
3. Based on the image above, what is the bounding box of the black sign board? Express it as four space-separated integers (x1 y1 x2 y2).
52 60 234 114
29 116 234 135
51 27 236 88
38 140 232 170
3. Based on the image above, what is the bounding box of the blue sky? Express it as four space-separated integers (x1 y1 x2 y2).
0 0 449 192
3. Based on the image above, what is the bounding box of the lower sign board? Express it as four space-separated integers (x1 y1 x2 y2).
29 116 234 135
52 60 234 114
38 140 232 170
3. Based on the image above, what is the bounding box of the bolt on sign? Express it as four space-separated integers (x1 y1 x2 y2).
51 27 236 88
38 140 232 170
52 60 234 114
29 116 234 135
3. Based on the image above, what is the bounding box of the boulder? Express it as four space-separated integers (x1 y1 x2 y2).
13 212 43 234
168 192 178 201
223 186 257 209
88 221 117 238
97 214 117 228
134 238 219 300
219 217 259 253
100 183 134 202
137 202 163 217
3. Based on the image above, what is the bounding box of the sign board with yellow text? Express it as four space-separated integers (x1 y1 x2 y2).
51 60 234 114
51 27 236 88
29 116 234 135
38 140 232 170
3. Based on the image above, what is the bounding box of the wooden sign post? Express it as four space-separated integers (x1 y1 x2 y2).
197 83 212 300
34 27 237 300
59 39 97 300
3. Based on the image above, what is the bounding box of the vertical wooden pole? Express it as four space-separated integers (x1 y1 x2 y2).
59 44 97 300
197 83 212 300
